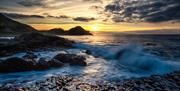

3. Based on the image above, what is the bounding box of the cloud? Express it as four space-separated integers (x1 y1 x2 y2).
1 12 45 19
90 5 103 9
83 0 103 3
73 17 95 22
47 15 70 19
17 0 102 8
2 0 179 23
103 0 180 22
18 0 45 7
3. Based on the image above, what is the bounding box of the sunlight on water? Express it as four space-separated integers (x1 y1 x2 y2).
0 34 180 85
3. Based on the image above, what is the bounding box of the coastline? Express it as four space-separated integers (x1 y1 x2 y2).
0 71 179 91
0 33 179 91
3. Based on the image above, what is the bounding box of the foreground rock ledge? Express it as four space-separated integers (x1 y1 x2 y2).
0 32 74 57
0 71 179 91
0 53 87 73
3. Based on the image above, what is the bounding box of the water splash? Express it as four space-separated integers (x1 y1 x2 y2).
75 43 180 75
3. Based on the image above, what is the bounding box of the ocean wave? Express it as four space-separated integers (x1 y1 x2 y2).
75 43 180 75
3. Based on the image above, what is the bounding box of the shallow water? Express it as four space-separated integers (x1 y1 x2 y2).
0 33 180 85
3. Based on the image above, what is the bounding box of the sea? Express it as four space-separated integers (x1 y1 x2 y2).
0 32 180 86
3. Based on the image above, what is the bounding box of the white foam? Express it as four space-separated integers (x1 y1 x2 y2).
75 43 180 75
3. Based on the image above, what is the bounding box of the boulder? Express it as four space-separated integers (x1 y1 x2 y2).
53 53 87 66
85 50 91 54
35 58 49 70
0 13 37 34
22 52 38 59
0 57 34 73
0 56 66 73
48 59 64 68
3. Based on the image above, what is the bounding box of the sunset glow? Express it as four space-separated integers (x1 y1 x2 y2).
0 0 180 33
30 22 180 33
90 24 100 31
0 0 180 89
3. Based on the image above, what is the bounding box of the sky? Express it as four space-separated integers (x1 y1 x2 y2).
0 0 180 33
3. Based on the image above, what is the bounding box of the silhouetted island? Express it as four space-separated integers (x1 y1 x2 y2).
66 26 92 35
41 26 93 35
0 13 92 36
41 28 65 35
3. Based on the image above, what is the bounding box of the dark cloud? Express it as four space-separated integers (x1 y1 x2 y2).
90 5 103 9
104 0 180 22
105 1 121 12
58 15 70 18
18 0 45 7
0 7 8 11
73 17 95 22
47 15 70 19
83 0 102 3
2 12 71 20
1 12 45 19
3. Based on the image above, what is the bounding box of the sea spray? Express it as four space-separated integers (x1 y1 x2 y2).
75 43 180 75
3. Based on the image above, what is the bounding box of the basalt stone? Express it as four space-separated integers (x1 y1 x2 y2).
85 50 91 54
1 72 180 90
48 59 64 68
35 58 49 70
0 57 34 73
53 53 87 66
22 52 38 59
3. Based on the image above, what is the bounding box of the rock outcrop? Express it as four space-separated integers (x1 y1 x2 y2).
41 28 65 35
0 57 34 73
53 53 87 66
41 26 93 35
0 13 37 34
0 32 74 57
48 59 64 68
0 53 87 73
65 26 92 35
14 32 74 48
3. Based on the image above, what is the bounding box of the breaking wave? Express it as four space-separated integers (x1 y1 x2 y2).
75 43 180 75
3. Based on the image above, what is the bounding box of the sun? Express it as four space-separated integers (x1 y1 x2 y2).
91 25 100 31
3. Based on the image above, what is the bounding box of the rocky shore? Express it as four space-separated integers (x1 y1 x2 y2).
0 32 89 73
0 71 179 91
0 28 179 91
0 52 87 73
0 32 74 57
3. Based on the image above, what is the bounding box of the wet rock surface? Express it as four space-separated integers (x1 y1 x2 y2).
53 53 87 66
0 32 74 57
0 57 34 73
0 71 179 91
0 53 87 73
22 52 38 59
48 59 64 68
